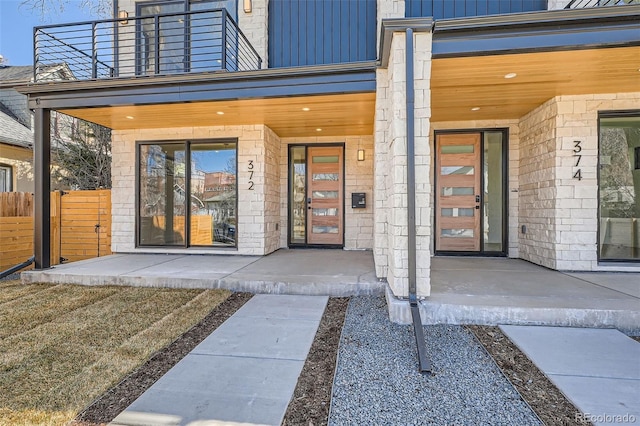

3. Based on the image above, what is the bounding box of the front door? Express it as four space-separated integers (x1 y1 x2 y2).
436 133 481 251
435 131 507 254
289 145 344 246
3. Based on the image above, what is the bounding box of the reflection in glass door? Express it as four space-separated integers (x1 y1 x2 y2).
288 145 344 246
435 131 507 254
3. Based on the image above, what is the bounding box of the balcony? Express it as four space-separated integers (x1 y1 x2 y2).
565 0 640 8
34 8 262 82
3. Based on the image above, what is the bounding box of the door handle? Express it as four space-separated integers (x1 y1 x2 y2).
475 195 480 203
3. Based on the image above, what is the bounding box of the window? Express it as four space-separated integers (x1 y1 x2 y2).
599 114 640 261
136 0 238 75
138 139 237 247
0 164 12 192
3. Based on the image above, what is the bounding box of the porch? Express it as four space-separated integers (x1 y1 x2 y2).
22 250 640 332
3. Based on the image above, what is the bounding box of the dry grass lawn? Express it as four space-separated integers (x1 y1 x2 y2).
0 280 231 426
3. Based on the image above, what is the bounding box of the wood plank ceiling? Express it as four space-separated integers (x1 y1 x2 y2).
431 46 640 122
60 93 376 138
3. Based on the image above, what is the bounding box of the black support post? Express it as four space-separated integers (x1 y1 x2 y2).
34 108 51 270
406 28 432 374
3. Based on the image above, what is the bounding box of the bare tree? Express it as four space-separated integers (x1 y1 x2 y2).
51 115 112 190
19 0 112 20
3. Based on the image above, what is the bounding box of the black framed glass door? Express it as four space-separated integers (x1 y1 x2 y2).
434 129 508 255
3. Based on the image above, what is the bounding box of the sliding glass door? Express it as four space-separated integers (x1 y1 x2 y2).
138 139 237 247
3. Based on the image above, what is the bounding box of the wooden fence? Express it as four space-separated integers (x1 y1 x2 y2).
0 190 112 271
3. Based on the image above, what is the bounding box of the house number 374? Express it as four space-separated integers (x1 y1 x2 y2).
248 160 255 190
573 140 582 181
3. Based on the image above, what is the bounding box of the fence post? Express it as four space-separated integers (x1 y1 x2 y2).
50 191 62 265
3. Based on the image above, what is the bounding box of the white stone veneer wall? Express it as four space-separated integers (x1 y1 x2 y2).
111 124 281 256
237 0 268 68
519 92 640 271
431 120 520 258
374 30 432 298
519 98 559 269
278 135 374 251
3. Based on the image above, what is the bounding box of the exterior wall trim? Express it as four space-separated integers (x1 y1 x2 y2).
432 5 640 58
20 63 377 110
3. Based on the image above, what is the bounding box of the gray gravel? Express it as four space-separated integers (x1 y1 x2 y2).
329 296 542 425
0 272 20 281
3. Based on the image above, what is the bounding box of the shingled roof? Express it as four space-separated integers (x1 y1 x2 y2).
0 106 33 149
0 65 32 84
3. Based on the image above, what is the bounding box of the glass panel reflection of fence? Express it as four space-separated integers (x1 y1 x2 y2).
34 8 261 82
599 218 639 259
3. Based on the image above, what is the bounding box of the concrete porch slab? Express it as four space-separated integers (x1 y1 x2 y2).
22 249 384 297
387 257 640 332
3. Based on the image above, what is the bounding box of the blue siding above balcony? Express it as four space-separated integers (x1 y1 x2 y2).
268 0 377 68
406 0 547 18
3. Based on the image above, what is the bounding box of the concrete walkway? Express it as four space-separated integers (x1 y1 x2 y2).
112 294 328 426
501 325 640 426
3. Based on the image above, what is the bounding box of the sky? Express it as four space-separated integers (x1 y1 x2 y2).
0 0 100 66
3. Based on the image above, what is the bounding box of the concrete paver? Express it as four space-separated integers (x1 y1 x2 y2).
112 294 328 426
500 325 640 425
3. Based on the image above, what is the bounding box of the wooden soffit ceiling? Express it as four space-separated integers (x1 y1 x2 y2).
59 93 376 138
431 46 640 122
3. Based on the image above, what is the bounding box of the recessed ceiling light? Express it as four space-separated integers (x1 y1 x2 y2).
216 111 224 115
504 72 517 79
316 128 322 132
302 107 310 111
125 115 134 119
471 107 480 111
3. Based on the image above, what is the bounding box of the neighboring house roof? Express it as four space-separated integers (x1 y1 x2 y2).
0 108 33 149
0 65 32 84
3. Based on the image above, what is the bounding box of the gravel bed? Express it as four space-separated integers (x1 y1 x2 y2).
0 272 21 281
329 296 542 425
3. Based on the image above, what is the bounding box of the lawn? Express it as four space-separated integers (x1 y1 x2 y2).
0 280 231 426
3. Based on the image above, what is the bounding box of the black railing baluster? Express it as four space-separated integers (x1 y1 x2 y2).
92 22 98 79
33 8 262 81
154 15 160 75
221 9 227 71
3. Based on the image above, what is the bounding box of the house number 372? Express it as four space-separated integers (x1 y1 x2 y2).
248 160 255 190
573 140 582 181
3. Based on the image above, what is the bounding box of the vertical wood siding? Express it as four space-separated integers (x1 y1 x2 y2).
268 0 377 68
406 0 547 18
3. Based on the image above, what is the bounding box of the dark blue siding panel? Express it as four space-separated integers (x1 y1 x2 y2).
268 0 377 68
406 0 547 18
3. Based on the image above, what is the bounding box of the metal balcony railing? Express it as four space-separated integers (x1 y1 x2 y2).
34 8 262 82
565 0 639 8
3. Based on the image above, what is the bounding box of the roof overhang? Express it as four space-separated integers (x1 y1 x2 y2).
380 5 640 122
18 62 377 137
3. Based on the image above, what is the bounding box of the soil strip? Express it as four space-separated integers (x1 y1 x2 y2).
74 292 252 425
466 325 590 426
282 297 350 426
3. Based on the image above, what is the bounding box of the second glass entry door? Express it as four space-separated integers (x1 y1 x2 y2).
435 131 506 254
289 145 344 246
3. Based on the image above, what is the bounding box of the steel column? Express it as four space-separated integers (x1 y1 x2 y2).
34 108 51 270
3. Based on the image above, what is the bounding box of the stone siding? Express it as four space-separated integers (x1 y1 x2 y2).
518 92 640 271
374 30 432 298
111 124 281 256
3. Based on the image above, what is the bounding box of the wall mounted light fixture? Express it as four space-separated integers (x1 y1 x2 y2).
357 149 365 161
243 0 252 13
118 10 128 25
